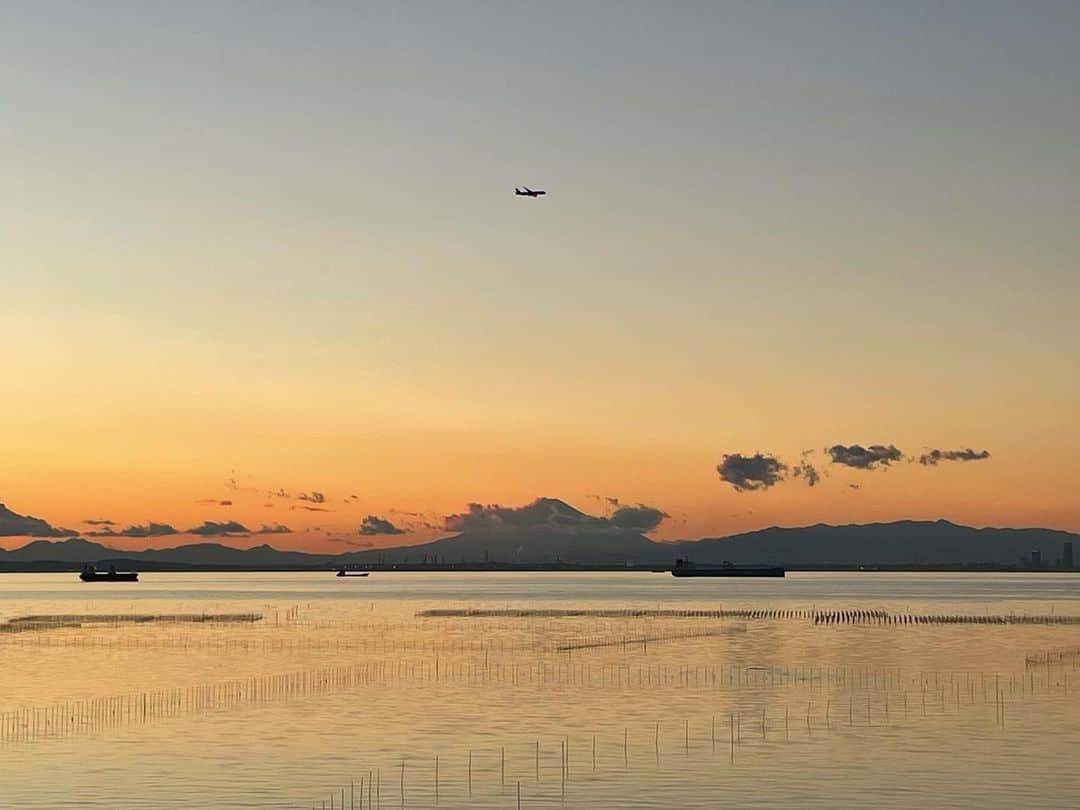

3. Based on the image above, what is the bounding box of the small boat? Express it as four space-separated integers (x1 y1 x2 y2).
671 559 784 578
336 567 370 577
80 564 138 582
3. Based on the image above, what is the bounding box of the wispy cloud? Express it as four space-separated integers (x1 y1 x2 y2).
919 448 991 466
255 523 292 535
87 522 178 538
792 450 820 487
188 521 249 536
826 444 903 470
359 515 406 536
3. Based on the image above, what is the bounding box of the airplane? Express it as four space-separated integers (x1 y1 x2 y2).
515 186 546 198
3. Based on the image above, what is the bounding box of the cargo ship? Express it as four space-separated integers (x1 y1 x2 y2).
671 559 784 578
79 564 139 582
336 567 370 577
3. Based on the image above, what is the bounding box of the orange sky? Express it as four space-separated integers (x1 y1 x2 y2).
3 5 1079 551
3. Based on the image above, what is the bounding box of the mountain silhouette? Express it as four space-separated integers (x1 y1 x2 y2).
1 510 1075 570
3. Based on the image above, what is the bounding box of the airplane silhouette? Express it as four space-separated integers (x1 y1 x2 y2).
515 186 546 198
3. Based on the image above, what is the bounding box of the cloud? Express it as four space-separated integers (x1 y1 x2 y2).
188 521 250 536
197 499 233 506
255 523 292 534
268 488 290 499
83 519 115 526
792 459 820 487
716 453 787 492
443 497 669 535
607 504 669 532
358 515 406 536
291 505 331 513
0 503 76 537
86 522 179 538
297 491 326 504
826 444 903 470
919 448 991 466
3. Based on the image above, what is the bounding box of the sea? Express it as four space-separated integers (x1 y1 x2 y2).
2 571 1079 809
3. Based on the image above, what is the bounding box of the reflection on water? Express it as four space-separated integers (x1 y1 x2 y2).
2 572 1079 808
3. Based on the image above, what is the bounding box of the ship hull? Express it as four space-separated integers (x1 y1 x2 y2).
671 567 784 578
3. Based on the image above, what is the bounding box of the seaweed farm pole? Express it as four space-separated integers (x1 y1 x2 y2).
624 727 628 768
434 756 439 804
501 746 506 786
517 781 522 810
467 750 472 797
729 713 735 762
536 739 540 783
399 759 405 809
592 734 597 772
560 739 566 800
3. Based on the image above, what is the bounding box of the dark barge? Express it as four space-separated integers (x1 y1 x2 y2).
79 564 139 582
671 559 785 578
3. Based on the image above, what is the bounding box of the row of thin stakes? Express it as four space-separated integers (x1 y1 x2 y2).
4 653 1071 748
0 613 262 635
306 676 1040 810
813 610 1080 626
419 608 813 619
420 607 1080 627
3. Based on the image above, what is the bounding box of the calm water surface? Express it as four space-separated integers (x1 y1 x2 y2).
2 572 1079 808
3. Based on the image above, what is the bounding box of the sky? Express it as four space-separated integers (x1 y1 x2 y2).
2 2 1078 551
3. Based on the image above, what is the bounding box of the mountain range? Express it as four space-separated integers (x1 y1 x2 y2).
0 498 1076 570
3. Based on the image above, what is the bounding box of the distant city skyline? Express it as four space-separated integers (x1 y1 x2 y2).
3 2 1078 551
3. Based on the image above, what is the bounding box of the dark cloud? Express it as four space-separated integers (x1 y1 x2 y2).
255 523 292 535
297 491 326 504
291 505 331 512
919 448 991 466
86 522 179 538
716 453 787 492
607 504 669 532
359 515 406 536
83 519 116 526
0 503 75 537
792 460 820 487
188 521 250 536
826 444 903 470
197 499 233 506
269 488 290 499
443 497 669 535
